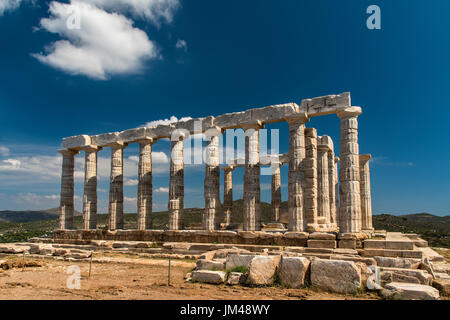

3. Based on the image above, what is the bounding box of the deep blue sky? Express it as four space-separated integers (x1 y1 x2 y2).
0 0 449 216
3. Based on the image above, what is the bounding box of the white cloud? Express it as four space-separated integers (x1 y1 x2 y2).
154 187 168 193
0 0 22 16
33 1 159 80
0 146 10 157
143 115 192 128
124 178 138 186
79 0 180 26
175 39 187 51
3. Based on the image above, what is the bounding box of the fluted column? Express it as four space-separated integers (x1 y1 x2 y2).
168 131 186 230
286 113 308 231
334 157 340 228
317 137 330 226
109 142 125 231
59 149 78 230
359 154 373 231
271 163 282 222
242 121 263 231
137 138 154 230
204 127 223 231
337 107 362 233
222 167 233 226
304 128 318 231
82 146 100 230
328 151 337 228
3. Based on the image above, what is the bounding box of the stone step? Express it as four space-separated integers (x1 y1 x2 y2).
362 248 423 259
364 239 414 250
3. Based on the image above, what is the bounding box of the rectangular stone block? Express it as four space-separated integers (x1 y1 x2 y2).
300 92 351 116
339 239 357 249
364 240 386 249
214 111 252 129
118 127 148 143
175 116 215 133
307 239 337 249
249 103 300 123
62 135 91 149
91 132 120 146
385 240 415 250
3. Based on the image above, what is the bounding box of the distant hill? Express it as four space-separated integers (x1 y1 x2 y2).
0 208 82 223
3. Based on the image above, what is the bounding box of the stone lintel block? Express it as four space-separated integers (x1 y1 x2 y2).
337 106 362 119
300 92 351 117
309 232 337 240
214 111 252 129
284 232 309 239
62 134 91 150
359 154 372 162
307 239 337 249
175 116 215 134
250 103 302 124
91 132 122 147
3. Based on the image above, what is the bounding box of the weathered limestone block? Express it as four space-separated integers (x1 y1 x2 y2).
307 239 337 249
381 267 433 285
196 259 225 271
191 270 226 284
118 127 148 143
247 256 280 285
287 113 308 231
91 132 121 147
433 279 450 296
225 254 255 270
279 256 310 288
59 149 78 230
250 103 300 124
333 157 339 226
374 256 421 269
62 135 91 150
214 111 252 129
242 122 263 231
359 154 373 231
383 282 440 300
310 259 362 294
227 272 246 285
175 116 215 134
0 244 30 254
82 146 99 230
108 143 125 231
137 139 153 230
337 107 362 234
300 92 351 116
309 232 336 240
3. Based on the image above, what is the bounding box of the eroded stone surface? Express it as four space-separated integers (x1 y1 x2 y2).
247 256 279 285
192 270 226 284
384 282 440 300
279 256 310 288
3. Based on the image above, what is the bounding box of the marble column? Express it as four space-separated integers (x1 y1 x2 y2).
168 131 186 230
359 154 373 231
271 162 282 222
304 128 318 231
328 156 339 228
286 114 308 231
109 142 125 231
203 127 222 231
59 149 78 230
317 137 330 226
242 121 263 231
137 138 154 230
337 107 362 233
82 146 100 230
222 167 233 226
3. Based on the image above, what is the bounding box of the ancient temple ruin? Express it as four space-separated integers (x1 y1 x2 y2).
55 92 374 248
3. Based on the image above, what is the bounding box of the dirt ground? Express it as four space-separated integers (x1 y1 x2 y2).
0 253 381 300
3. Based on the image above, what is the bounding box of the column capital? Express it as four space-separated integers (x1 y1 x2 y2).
241 120 264 131
359 154 372 162
136 137 156 145
334 156 340 163
58 149 79 156
285 112 309 124
80 145 102 152
107 141 128 149
337 106 362 119
304 127 317 137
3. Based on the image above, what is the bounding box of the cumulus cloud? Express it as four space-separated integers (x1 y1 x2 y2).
32 1 159 80
175 39 187 51
0 0 22 16
154 187 168 193
143 115 192 128
124 178 138 186
0 146 10 156
79 0 180 26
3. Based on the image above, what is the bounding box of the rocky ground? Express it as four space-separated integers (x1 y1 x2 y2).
0 252 381 300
